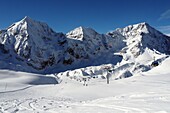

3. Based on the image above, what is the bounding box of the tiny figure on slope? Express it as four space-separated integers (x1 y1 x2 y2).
82 78 88 86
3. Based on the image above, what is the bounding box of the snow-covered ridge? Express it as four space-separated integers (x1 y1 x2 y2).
0 16 66 73
108 22 170 58
115 22 150 36
0 17 170 74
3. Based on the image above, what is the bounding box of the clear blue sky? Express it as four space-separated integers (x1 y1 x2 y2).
0 0 170 34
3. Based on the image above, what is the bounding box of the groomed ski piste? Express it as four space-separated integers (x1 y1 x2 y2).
0 57 170 113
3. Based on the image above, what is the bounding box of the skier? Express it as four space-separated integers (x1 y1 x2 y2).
106 69 113 84
106 73 110 84
82 78 88 86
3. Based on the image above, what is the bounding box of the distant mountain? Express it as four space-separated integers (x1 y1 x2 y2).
108 22 170 59
0 17 169 74
0 16 67 73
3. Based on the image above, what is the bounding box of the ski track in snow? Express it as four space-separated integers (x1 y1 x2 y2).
0 92 170 113
0 86 32 94
1 73 170 113
1 56 170 113
0 73 170 113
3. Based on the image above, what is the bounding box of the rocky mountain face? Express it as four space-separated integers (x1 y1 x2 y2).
0 17 169 74
65 26 124 63
108 22 170 60
0 17 67 72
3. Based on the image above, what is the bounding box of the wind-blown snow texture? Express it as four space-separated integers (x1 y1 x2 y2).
0 17 170 76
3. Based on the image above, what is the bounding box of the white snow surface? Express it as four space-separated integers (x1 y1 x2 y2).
0 57 170 113
0 17 170 113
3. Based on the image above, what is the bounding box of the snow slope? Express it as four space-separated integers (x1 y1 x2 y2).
0 57 170 113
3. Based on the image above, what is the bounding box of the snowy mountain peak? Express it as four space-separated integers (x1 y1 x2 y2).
131 22 154 33
107 22 170 60
66 26 98 41
0 17 66 72
66 27 84 40
115 22 151 36
110 22 169 43
22 16 34 23
19 16 47 26
7 16 38 33
137 22 149 26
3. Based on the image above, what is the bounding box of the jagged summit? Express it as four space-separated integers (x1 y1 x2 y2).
134 22 150 26
9 16 35 27
7 16 53 33
21 16 34 22
20 16 47 26
69 26 97 33
115 22 149 35
66 26 84 40
114 22 166 38
66 26 98 41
